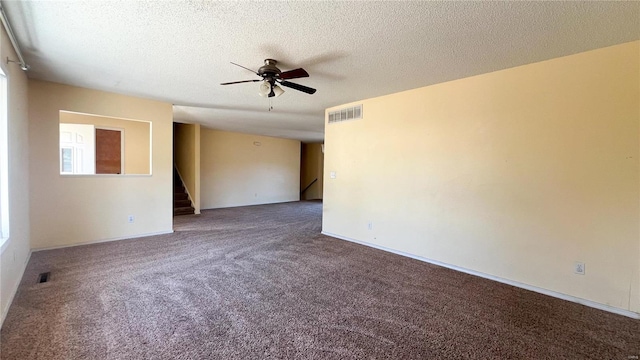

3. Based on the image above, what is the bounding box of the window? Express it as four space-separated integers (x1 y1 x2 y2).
58 111 151 175
60 147 73 173
0 67 9 245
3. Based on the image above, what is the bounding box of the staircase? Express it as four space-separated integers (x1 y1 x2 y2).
174 167 195 216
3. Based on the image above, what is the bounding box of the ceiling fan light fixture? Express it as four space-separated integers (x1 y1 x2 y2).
272 84 284 97
258 81 271 97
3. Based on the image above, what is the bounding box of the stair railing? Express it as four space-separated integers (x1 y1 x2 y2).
300 178 318 196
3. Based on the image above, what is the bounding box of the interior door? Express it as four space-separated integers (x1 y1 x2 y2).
95 128 122 174
59 123 95 174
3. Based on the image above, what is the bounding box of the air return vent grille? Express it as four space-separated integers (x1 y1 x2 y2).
38 272 50 283
328 105 362 124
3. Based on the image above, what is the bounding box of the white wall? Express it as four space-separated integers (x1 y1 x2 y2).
201 129 300 209
0 27 31 325
29 80 174 249
323 41 640 315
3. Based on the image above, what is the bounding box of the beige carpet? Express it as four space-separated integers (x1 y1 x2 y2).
1 201 638 359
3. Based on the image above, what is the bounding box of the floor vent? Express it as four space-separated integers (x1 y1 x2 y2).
38 272 50 283
328 104 362 124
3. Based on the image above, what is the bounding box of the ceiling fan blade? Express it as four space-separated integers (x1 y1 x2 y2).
230 62 259 75
220 79 261 85
278 68 309 80
279 81 316 94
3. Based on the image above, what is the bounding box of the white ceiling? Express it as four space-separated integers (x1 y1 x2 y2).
3 1 639 142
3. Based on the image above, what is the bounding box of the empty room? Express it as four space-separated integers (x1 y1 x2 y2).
0 1 639 359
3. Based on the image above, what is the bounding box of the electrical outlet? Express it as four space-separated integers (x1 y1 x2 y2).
128 215 135 224
574 262 585 275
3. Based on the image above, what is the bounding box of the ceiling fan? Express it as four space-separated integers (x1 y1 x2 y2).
221 59 317 98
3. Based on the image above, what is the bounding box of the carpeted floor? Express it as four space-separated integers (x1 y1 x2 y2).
1 201 638 359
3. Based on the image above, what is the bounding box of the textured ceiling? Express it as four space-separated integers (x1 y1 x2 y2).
3 1 639 142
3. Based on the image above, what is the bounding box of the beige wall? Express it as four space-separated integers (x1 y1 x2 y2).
60 111 151 174
201 129 300 209
29 80 174 249
174 122 200 214
0 28 31 325
323 41 640 314
301 143 324 200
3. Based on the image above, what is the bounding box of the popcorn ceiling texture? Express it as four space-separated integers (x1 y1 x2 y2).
1 202 638 359
3 1 639 141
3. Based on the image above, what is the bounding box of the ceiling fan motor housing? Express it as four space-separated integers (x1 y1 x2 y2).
258 59 281 78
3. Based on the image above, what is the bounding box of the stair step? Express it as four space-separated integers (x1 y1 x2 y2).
174 199 192 207
173 167 194 216
174 193 188 200
173 206 195 216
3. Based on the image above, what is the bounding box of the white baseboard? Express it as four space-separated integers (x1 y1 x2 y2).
1 249 32 328
32 230 175 252
321 231 639 320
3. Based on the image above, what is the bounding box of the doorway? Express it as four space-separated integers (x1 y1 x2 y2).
95 128 123 174
300 143 324 200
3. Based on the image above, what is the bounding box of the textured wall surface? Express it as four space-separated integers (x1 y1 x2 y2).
28 80 174 249
201 129 300 209
323 42 640 314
